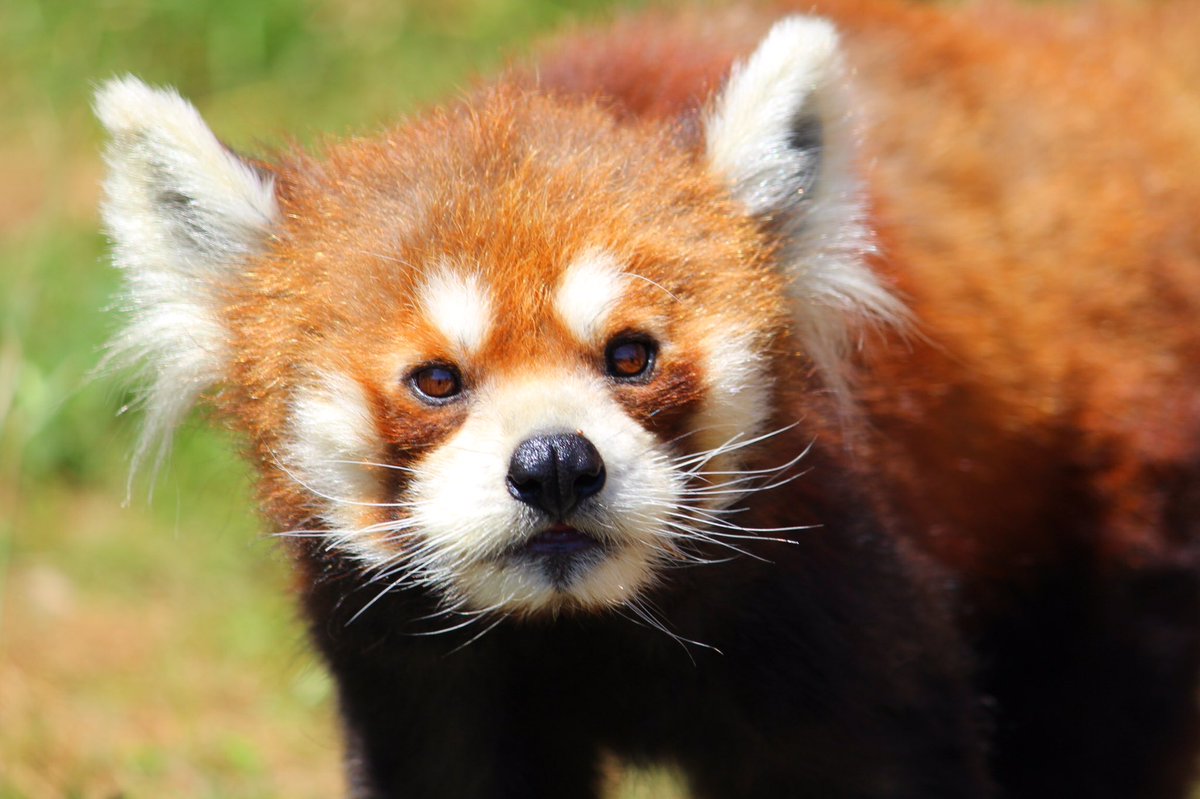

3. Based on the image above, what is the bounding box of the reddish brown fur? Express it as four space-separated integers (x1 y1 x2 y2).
839 0 1200 580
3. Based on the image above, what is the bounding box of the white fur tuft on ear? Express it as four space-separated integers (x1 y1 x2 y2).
705 16 907 398
95 76 279 490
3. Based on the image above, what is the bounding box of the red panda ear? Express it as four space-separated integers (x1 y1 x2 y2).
94 76 279 490
705 17 906 398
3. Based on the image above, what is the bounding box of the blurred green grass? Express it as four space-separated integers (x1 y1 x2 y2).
0 1 686 796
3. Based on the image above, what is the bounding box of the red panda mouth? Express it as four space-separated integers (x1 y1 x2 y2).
524 523 602 557
519 524 607 589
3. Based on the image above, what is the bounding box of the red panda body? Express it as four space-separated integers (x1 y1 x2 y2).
96 1 1200 797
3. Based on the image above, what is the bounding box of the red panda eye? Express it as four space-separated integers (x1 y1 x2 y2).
410 364 462 402
605 338 656 380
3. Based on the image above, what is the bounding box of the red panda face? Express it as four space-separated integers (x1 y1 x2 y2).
244 91 790 614
97 17 901 618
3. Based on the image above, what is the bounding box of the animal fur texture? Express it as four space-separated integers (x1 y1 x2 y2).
96 1 1200 797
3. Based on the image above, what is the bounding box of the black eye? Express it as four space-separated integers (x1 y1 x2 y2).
410 364 462 402
605 337 656 380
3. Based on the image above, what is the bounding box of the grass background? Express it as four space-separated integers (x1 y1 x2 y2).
0 0 688 795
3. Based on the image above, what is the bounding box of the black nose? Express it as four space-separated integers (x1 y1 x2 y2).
506 433 606 517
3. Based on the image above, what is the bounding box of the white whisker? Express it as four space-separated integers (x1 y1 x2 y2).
320 458 418 474
407 610 497 637
623 596 721 658
273 455 414 509
445 611 510 654
353 248 424 274
347 571 413 624
627 271 681 303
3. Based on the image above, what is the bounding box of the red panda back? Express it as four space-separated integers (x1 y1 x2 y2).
848 0 1200 579
541 0 1200 582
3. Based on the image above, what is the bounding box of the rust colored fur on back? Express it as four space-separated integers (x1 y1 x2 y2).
96 1 1200 797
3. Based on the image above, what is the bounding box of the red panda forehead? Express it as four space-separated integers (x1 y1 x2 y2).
405 98 753 259
269 88 785 368
281 91 763 261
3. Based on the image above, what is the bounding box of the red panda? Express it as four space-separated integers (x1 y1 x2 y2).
95 0 1200 797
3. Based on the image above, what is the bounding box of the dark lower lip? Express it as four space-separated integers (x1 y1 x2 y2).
525 525 602 556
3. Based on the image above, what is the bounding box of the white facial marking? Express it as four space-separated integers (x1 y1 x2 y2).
691 327 773 503
285 371 387 563
555 249 629 344
419 265 493 356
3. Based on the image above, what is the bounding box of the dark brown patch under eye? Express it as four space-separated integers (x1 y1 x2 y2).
361 380 469 508
614 359 704 445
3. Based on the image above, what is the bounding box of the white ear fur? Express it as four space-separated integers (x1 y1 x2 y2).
705 17 906 398
95 76 279 489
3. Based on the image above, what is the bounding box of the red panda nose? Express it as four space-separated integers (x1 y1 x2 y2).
506 433 606 518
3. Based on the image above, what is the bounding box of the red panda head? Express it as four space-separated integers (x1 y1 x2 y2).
96 17 903 616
